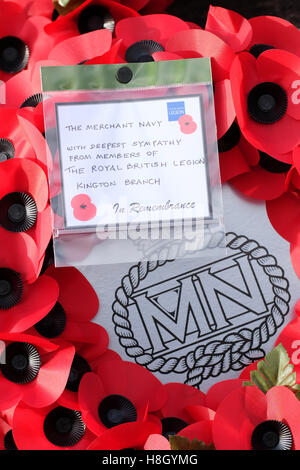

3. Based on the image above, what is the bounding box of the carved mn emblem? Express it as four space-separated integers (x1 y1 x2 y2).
112 233 291 387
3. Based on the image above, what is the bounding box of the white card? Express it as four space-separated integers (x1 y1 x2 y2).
56 95 211 230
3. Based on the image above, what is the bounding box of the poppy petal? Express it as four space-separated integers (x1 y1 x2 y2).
179 420 213 444
266 192 300 244
78 372 106 435
249 16 300 57
153 51 182 61
230 166 286 200
0 375 22 411
161 383 205 422
266 386 300 449
205 6 252 53
13 402 94 450
166 29 235 81
214 79 236 139
0 274 58 333
116 14 189 48
213 387 261 450
97 360 167 412
49 29 112 64
257 49 300 121
219 147 250 183
21 342 75 408
45 266 99 322
185 405 215 422
206 379 244 411
0 159 48 212
0 228 40 283
144 433 171 450
88 421 161 450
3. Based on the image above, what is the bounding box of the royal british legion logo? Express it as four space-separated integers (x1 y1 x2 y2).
167 101 186 121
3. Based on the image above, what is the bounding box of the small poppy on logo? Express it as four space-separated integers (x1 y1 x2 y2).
71 194 96 222
178 114 197 134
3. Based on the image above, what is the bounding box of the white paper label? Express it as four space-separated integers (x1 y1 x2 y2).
56 95 211 229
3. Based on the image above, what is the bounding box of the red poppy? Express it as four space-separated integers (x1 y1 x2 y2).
0 332 74 410
218 121 291 199
248 16 300 57
205 5 252 53
230 49 300 156
0 2 55 82
45 0 140 44
78 360 167 436
0 158 50 272
25 265 101 345
13 401 96 449
158 383 206 436
88 420 161 449
213 385 300 450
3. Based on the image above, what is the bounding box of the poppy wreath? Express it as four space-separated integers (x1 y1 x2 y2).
0 0 300 451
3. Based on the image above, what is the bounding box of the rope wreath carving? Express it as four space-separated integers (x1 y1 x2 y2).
112 232 291 388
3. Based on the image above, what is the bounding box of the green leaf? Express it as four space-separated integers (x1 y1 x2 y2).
53 0 85 15
169 435 215 451
243 344 298 394
58 0 70 6
169 436 190 450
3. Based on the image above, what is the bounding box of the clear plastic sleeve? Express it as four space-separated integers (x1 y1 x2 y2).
41 58 226 266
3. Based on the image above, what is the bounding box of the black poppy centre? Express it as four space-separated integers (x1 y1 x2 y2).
0 192 37 233
1 342 41 384
247 82 288 124
66 354 91 392
125 40 164 63
77 5 115 35
0 139 15 162
43 406 85 447
251 420 293 450
98 395 137 428
34 302 67 338
0 268 23 310
161 417 188 438
0 36 29 74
